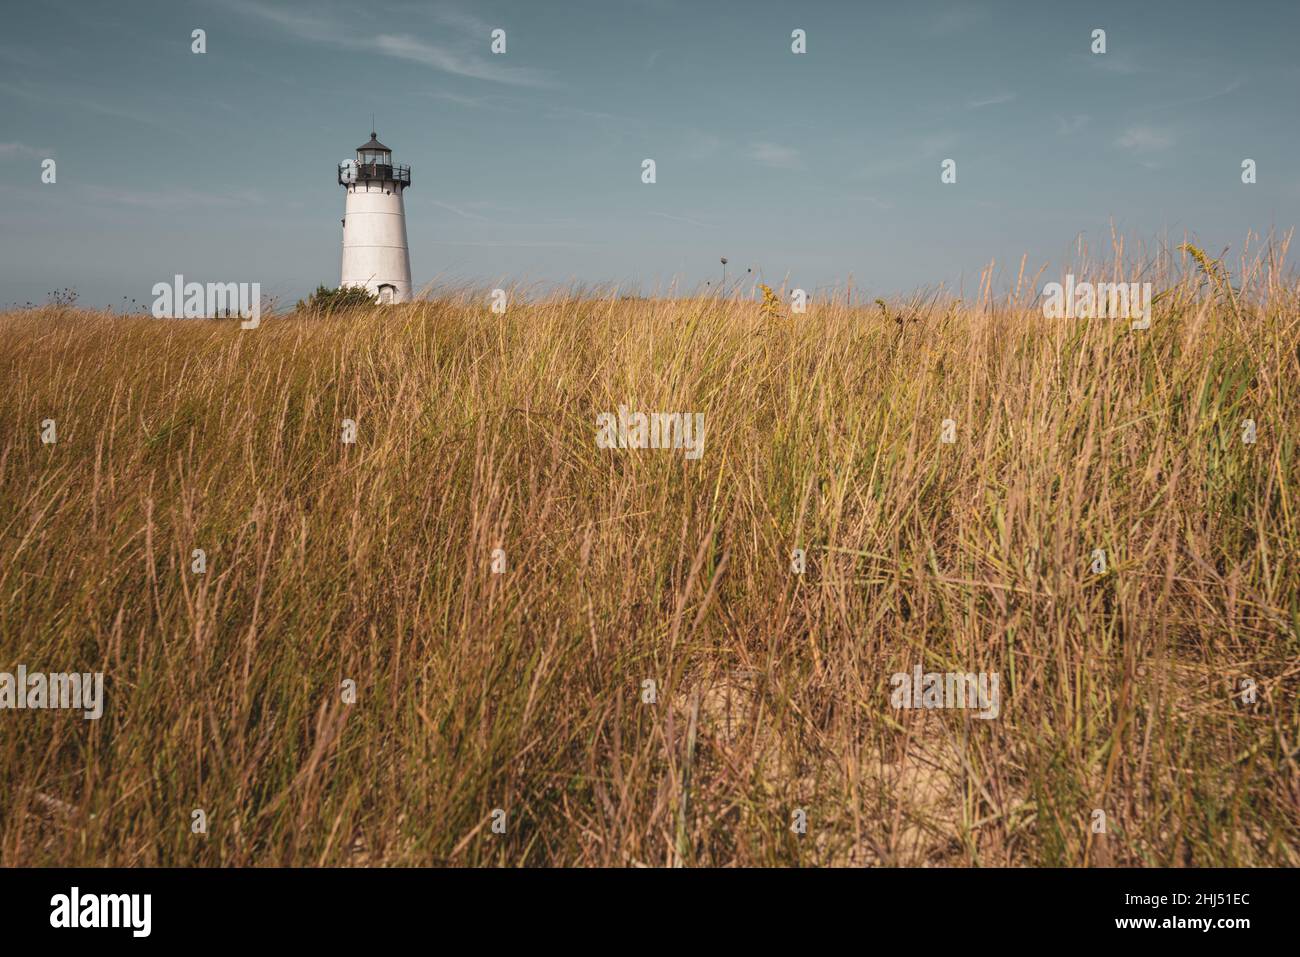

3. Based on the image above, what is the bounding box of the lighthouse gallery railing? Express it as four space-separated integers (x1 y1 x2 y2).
339 163 411 186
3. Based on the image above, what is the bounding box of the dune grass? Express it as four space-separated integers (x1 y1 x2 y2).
1 242 1298 867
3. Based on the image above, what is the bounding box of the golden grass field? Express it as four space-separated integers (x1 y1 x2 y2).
2 241 1298 866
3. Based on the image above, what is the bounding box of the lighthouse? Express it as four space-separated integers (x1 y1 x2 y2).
338 131 412 303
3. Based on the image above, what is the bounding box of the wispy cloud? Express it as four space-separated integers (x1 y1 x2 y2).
683 133 722 161
647 211 716 229
428 239 594 248
918 132 958 156
371 33 551 86
1055 114 1091 136
1136 77 1245 115
543 104 626 125
223 0 556 87
929 5 989 34
81 184 263 211
0 81 176 134
0 142 49 159
421 90 513 110
428 201 582 230
427 4 494 37
431 199 495 222
1115 125 1173 153
843 194 894 210
1076 50 1149 76
853 131 956 180
750 142 802 170
968 92 1015 109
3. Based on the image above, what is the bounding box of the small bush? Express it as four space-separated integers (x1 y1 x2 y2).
296 284 378 313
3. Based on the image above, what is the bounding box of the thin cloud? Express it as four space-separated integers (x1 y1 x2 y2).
843 194 894 210
427 239 595 248
853 131 956 180
1115 125 1173 153
750 142 802 170
427 5 494 37
223 0 555 88
1076 50 1149 76
1137 77 1245 115
0 82 175 133
431 199 494 222
543 104 627 125
1055 114 1091 136
81 184 264 211
420 90 503 108
684 133 722 161
0 142 49 159
371 33 552 87
929 5 989 34
647 211 717 229
919 132 958 156
428 203 582 230
968 93 1016 109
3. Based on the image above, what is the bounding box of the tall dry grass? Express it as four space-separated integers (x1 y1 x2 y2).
1 240 1298 866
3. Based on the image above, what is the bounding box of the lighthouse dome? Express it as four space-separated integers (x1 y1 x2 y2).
341 130 410 188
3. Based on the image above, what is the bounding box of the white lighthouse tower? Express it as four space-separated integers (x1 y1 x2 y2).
339 131 412 303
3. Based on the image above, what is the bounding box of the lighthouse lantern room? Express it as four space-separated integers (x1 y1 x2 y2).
339 131 412 303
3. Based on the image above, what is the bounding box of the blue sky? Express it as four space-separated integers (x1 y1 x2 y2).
2 0 1298 307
